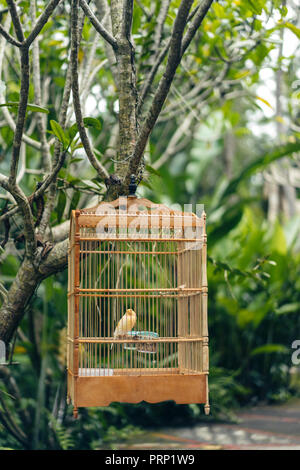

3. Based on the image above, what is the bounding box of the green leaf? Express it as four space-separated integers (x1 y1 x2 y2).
250 344 289 356
69 157 83 164
83 117 102 131
91 178 104 188
68 123 78 142
214 142 300 208
212 2 225 18
71 143 84 151
56 191 66 223
67 175 81 185
255 95 273 109
275 303 300 315
145 164 161 178
243 0 265 15
69 191 80 216
0 102 49 113
27 104 49 113
50 120 68 149
139 180 153 190
269 220 287 255
280 5 288 17
208 198 258 245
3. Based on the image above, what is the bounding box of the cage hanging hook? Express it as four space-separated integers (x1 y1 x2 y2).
128 174 137 197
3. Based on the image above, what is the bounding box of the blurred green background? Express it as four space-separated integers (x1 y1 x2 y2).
0 0 300 450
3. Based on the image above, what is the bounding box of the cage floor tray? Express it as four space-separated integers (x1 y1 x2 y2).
74 373 207 406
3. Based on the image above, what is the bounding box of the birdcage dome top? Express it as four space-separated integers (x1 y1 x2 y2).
70 197 205 243
74 196 204 221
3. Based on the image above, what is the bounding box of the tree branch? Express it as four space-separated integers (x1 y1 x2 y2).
138 38 170 115
71 0 109 183
1 171 36 261
79 0 118 50
181 0 214 55
31 149 68 201
8 47 30 184
108 0 138 194
122 0 134 39
0 205 18 223
153 112 194 169
38 8 87 237
6 0 24 42
30 0 51 173
95 0 118 84
0 106 42 150
126 0 195 183
0 23 22 47
127 0 214 185
152 0 171 55
8 185 37 257
0 282 8 302
24 0 62 48
3 42 37 260
0 237 68 344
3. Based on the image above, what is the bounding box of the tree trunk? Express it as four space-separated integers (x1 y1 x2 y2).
108 0 139 199
0 239 68 344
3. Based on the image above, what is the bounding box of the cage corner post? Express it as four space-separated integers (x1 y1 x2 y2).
67 218 72 408
73 209 81 419
202 211 210 415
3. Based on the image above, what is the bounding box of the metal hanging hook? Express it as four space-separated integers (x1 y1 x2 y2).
128 174 137 197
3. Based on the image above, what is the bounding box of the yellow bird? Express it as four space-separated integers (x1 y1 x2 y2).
111 308 137 350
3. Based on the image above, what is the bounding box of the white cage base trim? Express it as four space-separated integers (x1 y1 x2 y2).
79 368 114 376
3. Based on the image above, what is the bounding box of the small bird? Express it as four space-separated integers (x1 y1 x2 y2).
111 308 137 350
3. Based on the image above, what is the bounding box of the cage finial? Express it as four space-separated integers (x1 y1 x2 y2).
128 174 137 197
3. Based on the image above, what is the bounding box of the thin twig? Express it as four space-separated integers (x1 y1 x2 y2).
30 0 52 173
6 0 24 42
8 47 30 184
152 0 171 55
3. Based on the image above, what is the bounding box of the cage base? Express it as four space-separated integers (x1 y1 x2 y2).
70 373 207 408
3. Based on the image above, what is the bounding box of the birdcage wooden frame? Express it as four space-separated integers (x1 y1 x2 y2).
67 196 209 418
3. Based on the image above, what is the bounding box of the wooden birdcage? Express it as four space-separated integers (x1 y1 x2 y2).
67 194 209 418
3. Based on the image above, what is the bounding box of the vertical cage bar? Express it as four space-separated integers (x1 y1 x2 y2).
177 241 184 373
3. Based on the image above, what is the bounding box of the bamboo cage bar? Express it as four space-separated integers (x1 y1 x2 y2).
75 337 206 343
74 287 204 293
67 196 209 417
77 237 204 243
